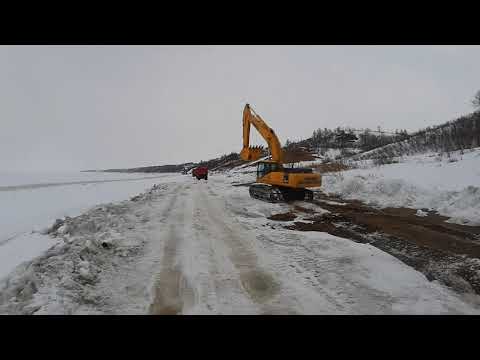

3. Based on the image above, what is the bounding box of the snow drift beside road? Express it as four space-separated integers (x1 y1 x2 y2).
322 148 480 226
0 172 176 281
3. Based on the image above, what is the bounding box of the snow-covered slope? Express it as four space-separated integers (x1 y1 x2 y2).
322 148 480 225
350 112 480 162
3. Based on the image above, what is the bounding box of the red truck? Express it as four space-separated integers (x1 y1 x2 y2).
192 166 208 180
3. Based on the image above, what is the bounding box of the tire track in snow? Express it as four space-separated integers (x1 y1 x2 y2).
185 182 261 314
181 187 226 314
197 182 283 312
253 233 349 313
149 184 194 315
208 179 357 313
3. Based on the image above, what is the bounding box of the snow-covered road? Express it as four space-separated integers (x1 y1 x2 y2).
1 173 480 314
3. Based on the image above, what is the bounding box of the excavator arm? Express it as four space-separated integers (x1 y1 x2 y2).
240 104 284 163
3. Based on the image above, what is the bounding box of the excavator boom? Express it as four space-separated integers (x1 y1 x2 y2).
240 104 284 163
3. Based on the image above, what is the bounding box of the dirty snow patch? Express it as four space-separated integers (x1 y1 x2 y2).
416 209 428 217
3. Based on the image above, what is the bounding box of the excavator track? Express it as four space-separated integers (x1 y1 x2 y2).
249 183 314 203
249 184 284 202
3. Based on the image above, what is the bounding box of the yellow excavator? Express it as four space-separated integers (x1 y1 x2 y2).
240 104 321 202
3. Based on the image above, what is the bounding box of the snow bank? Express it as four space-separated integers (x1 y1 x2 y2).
0 183 169 314
322 149 480 225
0 172 175 281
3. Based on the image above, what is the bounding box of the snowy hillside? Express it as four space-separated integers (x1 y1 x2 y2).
351 111 480 162
322 147 480 226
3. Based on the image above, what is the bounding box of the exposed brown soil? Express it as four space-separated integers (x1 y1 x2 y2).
286 218 366 243
293 205 316 214
268 205 318 221
280 192 480 295
309 193 480 257
283 149 318 163
268 212 297 221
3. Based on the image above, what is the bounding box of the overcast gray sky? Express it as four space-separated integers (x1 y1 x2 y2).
1 45 479 171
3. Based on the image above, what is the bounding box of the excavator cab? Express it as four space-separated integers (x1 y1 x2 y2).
256 161 282 179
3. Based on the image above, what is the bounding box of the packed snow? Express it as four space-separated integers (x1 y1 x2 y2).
322 148 480 226
1 173 479 314
0 171 175 280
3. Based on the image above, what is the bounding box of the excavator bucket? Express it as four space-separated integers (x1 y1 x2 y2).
240 146 264 161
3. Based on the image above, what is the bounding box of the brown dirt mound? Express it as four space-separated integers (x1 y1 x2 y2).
283 149 318 163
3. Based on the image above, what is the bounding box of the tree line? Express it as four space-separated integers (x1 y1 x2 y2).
400 111 480 154
285 126 410 153
288 90 480 158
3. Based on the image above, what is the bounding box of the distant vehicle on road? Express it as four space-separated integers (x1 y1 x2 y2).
192 166 208 180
